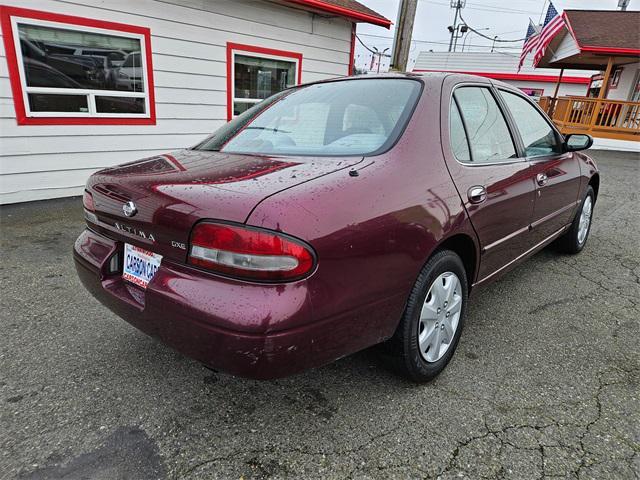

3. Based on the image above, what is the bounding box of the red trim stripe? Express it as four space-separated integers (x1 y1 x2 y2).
412 69 591 84
283 0 391 28
580 46 640 56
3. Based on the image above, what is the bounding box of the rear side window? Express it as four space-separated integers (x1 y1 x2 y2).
454 87 517 163
499 90 562 157
450 100 471 162
198 79 422 156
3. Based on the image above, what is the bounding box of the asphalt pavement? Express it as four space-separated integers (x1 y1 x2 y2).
1 149 638 479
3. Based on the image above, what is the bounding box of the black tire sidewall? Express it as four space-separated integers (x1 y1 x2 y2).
402 251 469 381
569 186 595 253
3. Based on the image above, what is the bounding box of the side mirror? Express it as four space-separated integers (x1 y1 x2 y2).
564 133 593 152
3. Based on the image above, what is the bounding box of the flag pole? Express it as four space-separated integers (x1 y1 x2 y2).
550 68 564 116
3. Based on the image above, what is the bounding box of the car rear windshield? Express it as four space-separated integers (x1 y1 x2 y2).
196 79 422 156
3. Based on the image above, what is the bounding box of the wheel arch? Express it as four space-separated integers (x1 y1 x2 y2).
433 233 478 290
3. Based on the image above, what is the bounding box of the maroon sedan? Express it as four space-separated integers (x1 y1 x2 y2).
74 74 599 382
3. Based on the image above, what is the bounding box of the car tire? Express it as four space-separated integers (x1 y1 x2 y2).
385 250 468 383
555 186 595 254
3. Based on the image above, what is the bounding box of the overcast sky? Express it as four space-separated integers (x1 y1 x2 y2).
354 0 638 71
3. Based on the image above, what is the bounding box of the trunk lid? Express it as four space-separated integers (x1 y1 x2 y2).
87 149 362 261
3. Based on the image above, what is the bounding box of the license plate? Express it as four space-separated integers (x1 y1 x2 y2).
122 243 162 289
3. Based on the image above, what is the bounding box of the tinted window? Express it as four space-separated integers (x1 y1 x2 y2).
28 93 88 112
454 87 517 163
450 100 470 162
198 79 421 156
500 90 561 157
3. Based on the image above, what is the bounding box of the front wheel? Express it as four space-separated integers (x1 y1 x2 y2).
555 186 595 254
385 250 468 383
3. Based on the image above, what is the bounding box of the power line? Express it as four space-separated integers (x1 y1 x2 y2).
460 12 529 42
420 0 539 15
357 32 523 49
465 1 540 14
355 34 378 54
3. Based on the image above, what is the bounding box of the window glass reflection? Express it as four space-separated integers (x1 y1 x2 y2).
18 23 143 92
233 54 296 116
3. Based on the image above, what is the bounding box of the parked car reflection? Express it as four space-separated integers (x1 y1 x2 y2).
116 52 144 92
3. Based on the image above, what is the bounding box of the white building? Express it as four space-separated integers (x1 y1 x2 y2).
0 0 390 204
413 51 597 101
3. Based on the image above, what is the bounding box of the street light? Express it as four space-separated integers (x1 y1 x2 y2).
461 27 489 52
372 46 390 73
449 24 469 52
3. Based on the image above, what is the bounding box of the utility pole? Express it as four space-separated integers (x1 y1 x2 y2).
390 0 418 72
448 0 466 52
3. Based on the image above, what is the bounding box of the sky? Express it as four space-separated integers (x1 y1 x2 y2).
354 0 638 72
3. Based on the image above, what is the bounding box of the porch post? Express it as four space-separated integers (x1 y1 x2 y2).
589 57 614 132
598 57 614 100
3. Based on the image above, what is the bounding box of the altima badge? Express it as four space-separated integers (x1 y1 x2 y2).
122 201 137 217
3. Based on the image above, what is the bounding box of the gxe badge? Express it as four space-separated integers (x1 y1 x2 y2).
122 201 137 217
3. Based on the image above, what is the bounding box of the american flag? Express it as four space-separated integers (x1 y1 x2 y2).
517 20 539 72
533 2 565 65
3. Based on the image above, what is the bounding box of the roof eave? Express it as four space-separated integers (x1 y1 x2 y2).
564 10 640 58
282 0 392 28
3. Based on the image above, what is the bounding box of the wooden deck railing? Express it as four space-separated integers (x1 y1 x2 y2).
541 96 640 142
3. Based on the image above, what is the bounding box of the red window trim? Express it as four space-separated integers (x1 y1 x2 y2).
412 69 591 85
0 5 156 126
226 42 303 122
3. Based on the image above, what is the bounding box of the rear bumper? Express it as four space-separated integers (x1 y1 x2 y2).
73 229 375 379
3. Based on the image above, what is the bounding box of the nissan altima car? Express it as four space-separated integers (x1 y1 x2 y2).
74 73 599 382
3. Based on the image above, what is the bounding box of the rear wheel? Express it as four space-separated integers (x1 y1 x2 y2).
385 250 468 382
555 186 594 254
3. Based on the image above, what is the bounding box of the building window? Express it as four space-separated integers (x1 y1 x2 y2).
0 6 155 125
609 67 623 89
227 42 302 121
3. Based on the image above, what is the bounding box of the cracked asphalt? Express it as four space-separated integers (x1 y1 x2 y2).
1 149 639 479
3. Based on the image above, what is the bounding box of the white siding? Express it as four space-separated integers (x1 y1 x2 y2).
548 31 580 64
506 79 588 98
607 62 640 101
0 0 353 204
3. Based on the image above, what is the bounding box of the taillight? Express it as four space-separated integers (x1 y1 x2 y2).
188 222 315 281
83 190 95 211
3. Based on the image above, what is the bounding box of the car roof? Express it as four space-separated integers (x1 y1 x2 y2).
286 72 523 97
302 71 498 87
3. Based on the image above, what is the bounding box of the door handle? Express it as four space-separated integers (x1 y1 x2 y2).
468 185 487 204
537 173 548 186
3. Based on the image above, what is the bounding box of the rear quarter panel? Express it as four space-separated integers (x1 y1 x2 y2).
246 76 478 341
